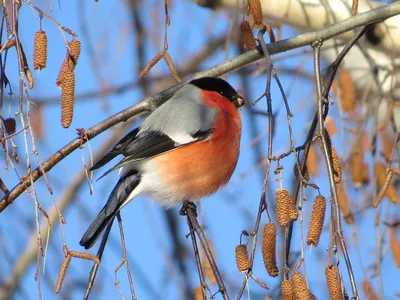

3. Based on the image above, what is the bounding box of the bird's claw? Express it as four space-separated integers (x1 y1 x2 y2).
179 201 197 217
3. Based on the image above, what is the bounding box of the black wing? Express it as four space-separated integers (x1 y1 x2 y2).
93 128 214 180
90 127 140 171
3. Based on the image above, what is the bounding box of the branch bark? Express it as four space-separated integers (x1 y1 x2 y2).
199 0 400 55
1 2 399 212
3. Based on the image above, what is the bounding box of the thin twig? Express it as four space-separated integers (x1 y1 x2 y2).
313 40 358 299
184 208 207 300
284 24 376 286
22 0 77 36
83 219 114 300
1 5 399 211
115 213 137 300
183 202 229 300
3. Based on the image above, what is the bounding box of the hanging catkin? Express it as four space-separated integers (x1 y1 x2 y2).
374 162 398 205
194 285 202 300
240 21 256 50
281 279 295 300
325 264 343 300
33 30 47 70
350 146 363 187
57 39 81 87
60 70 75 128
235 244 251 272
362 279 378 300
306 195 326 246
247 0 263 26
307 144 319 176
318 129 341 183
276 189 290 226
335 182 354 224
390 233 400 268
294 163 310 182
68 39 81 66
291 272 310 300
261 223 279 277
338 70 356 112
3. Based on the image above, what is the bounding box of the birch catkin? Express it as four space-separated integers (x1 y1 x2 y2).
291 272 310 300
33 30 47 70
194 285 202 300
325 264 343 300
318 129 342 183
307 144 319 176
235 244 251 272
240 21 257 50
373 162 398 206
350 146 363 187
281 279 295 300
68 39 81 65
247 0 263 26
338 70 356 112
262 223 279 277
362 279 378 300
276 189 290 226
335 182 354 224
306 195 326 246
390 233 400 268
60 70 75 128
294 163 310 182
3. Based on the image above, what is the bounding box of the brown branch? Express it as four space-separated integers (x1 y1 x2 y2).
313 40 358 298
22 0 77 36
182 202 228 300
83 216 114 300
114 213 137 300
55 255 72 293
351 0 359 16
184 208 207 300
284 24 377 290
0 39 15 51
1 4 398 212
0 126 130 299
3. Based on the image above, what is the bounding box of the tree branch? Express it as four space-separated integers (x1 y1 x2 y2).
200 0 400 55
1 2 399 212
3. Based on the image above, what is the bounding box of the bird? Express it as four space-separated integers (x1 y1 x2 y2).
80 77 244 249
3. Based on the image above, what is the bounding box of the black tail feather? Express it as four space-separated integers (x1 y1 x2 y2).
80 171 141 249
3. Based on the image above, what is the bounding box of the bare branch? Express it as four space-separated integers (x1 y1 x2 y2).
1 3 399 212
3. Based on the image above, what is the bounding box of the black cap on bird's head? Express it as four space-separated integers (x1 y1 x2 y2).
189 77 245 108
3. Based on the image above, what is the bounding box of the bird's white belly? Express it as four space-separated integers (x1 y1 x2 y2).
122 160 190 208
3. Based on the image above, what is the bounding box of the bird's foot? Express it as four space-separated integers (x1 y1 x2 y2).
179 201 197 217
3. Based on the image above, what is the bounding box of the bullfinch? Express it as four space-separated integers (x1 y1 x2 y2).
80 77 244 249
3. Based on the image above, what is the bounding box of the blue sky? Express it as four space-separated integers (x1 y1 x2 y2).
0 0 398 299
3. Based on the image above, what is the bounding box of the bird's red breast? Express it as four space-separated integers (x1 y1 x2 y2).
152 91 242 199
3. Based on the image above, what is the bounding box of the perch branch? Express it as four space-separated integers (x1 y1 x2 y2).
1 3 399 212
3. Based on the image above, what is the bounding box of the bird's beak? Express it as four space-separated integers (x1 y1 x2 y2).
234 95 245 108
